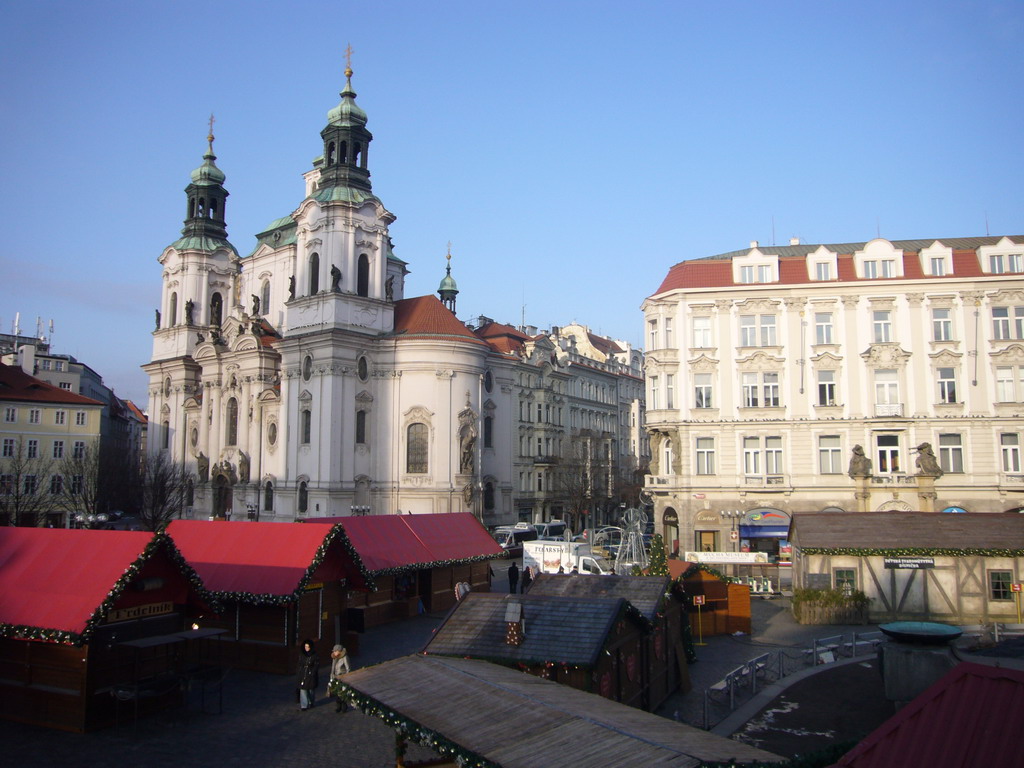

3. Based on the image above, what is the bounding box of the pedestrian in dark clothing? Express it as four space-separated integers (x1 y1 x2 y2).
327 644 351 713
521 566 533 593
508 561 519 594
296 639 319 711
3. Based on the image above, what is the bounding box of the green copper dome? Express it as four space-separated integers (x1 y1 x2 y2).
326 71 367 127
190 138 226 186
438 270 458 292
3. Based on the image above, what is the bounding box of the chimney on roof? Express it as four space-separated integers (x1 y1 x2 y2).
504 601 525 646
790 237 801 246
750 240 758 248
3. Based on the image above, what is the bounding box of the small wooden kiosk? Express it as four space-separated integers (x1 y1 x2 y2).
0 528 211 732
670 560 752 637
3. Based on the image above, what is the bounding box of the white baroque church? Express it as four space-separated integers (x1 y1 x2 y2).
143 66 516 523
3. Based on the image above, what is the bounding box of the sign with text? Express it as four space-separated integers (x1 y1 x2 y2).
106 601 174 624
693 595 706 606
883 556 935 570
684 551 769 564
1012 583 1022 593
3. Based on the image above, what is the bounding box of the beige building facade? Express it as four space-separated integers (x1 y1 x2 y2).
642 236 1024 559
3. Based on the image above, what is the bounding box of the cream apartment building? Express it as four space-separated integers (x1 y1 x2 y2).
642 236 1024 559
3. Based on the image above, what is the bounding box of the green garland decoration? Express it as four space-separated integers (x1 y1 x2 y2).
339 680 499 768
369 552 507 580
800 547 1024 557
679 562 743 585
0 531 217 647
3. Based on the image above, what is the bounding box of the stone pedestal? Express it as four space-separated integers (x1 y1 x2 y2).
878 640 958 708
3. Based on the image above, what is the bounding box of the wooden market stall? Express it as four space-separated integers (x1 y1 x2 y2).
0 528 211 732
669 560 752 637
308 513 504 632
790 512 1024 625
339 654 784 767
166 520 371 673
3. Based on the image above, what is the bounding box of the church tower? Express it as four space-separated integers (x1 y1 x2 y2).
438 248 459 312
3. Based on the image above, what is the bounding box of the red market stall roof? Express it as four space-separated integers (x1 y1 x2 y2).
0 528 202 645
834 662 1024 768
166 520 372 603
308 513 504 575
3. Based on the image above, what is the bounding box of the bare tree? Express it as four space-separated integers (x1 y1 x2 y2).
0 438 56 526
138 452 194 531
556 435 612 533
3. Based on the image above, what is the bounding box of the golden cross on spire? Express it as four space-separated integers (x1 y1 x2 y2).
446 241 452 263
207 113 216 143
344 43 354 76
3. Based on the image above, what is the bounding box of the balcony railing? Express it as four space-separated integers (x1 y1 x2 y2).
744 475 786 486
874 403 904 417
533 455 559 465
870 474 917 486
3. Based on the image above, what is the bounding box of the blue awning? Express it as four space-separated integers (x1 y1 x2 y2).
740 525 790 539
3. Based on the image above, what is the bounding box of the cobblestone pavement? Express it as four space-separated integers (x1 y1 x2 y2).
4 581 886 767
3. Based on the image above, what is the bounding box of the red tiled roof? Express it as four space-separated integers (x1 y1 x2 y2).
475 322 529 355
834 662 1024 768
308 513 503 572
123 399 148 423
0 362 104 406
0 528 197 643
166 520 371 597
587 332 623 355
391 296 487 346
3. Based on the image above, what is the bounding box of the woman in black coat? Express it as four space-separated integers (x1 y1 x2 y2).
296 639 320 710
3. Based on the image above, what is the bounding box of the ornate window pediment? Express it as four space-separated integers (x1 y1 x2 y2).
929 349 963 366
298 389 313 403
988 288 1024 304
688 353 719 374
355 390 374 404
735 298 780 314
736 350 785 371
403 405 434 425
861 343 911 368
811 351 843 370
991 343 1024 364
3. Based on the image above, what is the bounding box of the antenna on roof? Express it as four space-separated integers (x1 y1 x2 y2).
771 215 776 246
985 211 990 236
876 217 881 239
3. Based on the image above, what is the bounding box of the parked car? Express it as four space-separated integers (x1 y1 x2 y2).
491 523 538 559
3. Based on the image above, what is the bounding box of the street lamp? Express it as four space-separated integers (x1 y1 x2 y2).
719 509 743 552
350 505 370 516
246 503 257 521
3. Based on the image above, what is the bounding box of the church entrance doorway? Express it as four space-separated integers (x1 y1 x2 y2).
213 474 233 519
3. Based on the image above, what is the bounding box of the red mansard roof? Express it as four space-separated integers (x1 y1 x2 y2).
0 362 104 406
391 296 487 346
166 520 371 598
308 513 504 573
0 528 197 643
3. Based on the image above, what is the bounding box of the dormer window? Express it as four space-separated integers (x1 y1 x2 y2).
863 259 895 279
815 262 832 280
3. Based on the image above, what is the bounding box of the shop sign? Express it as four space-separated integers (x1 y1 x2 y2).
883 556 935 569
684 551 769 564
106 601 173 624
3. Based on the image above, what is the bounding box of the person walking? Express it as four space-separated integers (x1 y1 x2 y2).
508 561 519 594
296 639 320 711
327 644 351 713
521 566 533 593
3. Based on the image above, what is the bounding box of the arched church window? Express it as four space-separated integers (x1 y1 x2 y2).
301 409 312 444
264 481 274 511
309 253 320 295
261 280 271 313
226 398 238 446
189 197 196 218
484 416 493 449
357 254 369 297
357 356 368 381
354 142 362 167
169 293 178 326
161 420 170 450
210 293 223 327
298 481 308 514
208 199 217 219
198 197 206 216
164 377 172 397
355 410 367 445
327 141 336 165
406 423 428 474
340 141 348 163
484 482 495 511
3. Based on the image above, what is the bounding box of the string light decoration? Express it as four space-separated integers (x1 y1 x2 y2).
800 546 1024 557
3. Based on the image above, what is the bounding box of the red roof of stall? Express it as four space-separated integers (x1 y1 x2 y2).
308 513 504 573
166 520 371 600
833 662 1024 768
0 528 196 643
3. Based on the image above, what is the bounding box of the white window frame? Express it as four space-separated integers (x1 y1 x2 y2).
2 438 15 458
932 308 952 342
939 434 964 473
757 265 772 283
27 439 38 459
665 374 675 409
648 319 659 350
817 370 837 407
29 409 40 424
692 316 712 348
55 410 66 426
873 310 893 343
53 440 64 459
876 434 902 474
864 260 878 279
3 407 15 423
818 435 842 474
930 256 947 276
1001 433 1021 473
815 262 832 281
75 411 87 426
694 373 713 408
742 372 759 407
695 437 715 475
763 372 780 407
740 265 755 284
649 376 659 410
743 437 760 475
664 317 673 348
990 254 1006 274
937 367 958 404
815 312 833 345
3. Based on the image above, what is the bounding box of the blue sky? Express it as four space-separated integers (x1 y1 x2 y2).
1 1 1021 405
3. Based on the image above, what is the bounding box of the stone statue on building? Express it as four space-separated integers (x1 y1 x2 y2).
331 265 342 292
185 299 194 325
238 452 250 484
251 294 260 316
848 445 872 478
154 309 161 330
460 427 477 474
288 275 296 299
385 275 394 301
197 452 209 483
914 442 944 477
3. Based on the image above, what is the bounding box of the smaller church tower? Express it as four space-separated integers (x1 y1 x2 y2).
317 59 373 194
438 246 459 312
182 117 230 242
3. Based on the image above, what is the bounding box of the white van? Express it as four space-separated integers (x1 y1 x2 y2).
492 523 538 558
534 520 569 541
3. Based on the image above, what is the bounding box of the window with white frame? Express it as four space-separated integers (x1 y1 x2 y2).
873 310 893 343
743 437 760 475
930 309 951 342
665 374 675 409
1010 254 1024 273
758 265 772 283
649 376 659 409
648 319 659 349
739 314 777 347
815 262 832 281
40 360 51 371
742 436 783 479
2 438 14 458
990 254 1006 274
881 259 895 277
930 256 947 276
4 407 15 423
763 372 780 407
939 434 964 473
992 306 1024 340
27 439 38 459
661 439 673 475
73 441 86 459
694 373 713 408
55 410 66 426
52 440 64 459
815 312 833 345
50 475 62 495
817 370 837 406
818 435 842 474
1001 433 1021 473
875 369 900 406
29 409 40 424
71 475 83 494
876 434 901 474
937 367 958 404
59 382 72 391
742 373 760 407
864 260 878 279
740 265 755 284
692 316 711 348
696 437 715 475
765 436 783 475
664 317 673 348
996 366 1024 402
23 475 37 495
75 411 87 426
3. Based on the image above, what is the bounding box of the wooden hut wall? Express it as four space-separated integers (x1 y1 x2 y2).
0 638 89 732
796 552 1024 624
684 571 751 636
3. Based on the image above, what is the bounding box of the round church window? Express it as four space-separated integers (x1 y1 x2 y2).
190 426 199 447
302 355 313 381
357 356 368 381
268 422 278 446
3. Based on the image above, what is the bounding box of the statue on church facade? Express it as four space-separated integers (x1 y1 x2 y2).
197 452 210 483
915 442 944 477
251 294 260 316
154 309 161 329
288 275 296 299
331 265 342 292
385 275 394 301
848 445 872 478
185 299 194 325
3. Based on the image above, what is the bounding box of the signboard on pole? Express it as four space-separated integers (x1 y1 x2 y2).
684 551 769 564
883 556 935 569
